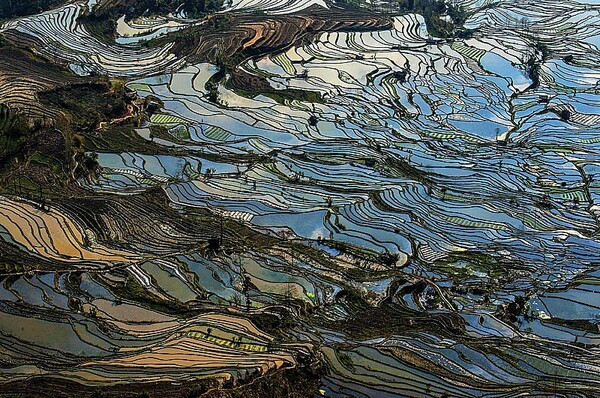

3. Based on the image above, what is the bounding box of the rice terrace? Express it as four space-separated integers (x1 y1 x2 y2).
0 0 600 396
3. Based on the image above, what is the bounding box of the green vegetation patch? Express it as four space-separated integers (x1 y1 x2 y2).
40 79 127 130
0 0 66 19
429 251 517 283
204 126 230 141
150 113 188 125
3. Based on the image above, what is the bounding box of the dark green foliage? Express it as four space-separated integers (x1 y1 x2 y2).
337 351 356 371
0 104 32 170
80 0 223 43
186 387 209 398
122 0 222 18
78 13 118 43
94 0 222 20
0 0 65 19
0 104 77 198
40 80 126 131
524 38 550 89
184 0 222 17
496 295 530 323
414 0 472 38
378 251 399 267
0 79 131 194
334 0 473 38
206 80 219 103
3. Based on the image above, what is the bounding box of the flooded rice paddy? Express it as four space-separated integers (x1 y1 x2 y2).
1 0 600 396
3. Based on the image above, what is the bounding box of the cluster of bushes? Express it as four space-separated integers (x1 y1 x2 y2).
80 0 224 43
118 0 222 18
335 0 473 38
0 104 31 171
90 0 222 20
0 0 65 19
406 0 472 38
184 0 222 17
40 78 127 131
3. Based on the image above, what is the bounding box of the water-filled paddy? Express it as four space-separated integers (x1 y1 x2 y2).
2 0 600 395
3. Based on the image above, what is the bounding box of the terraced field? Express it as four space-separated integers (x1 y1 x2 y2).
1 0 600 396
0 2 185 76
